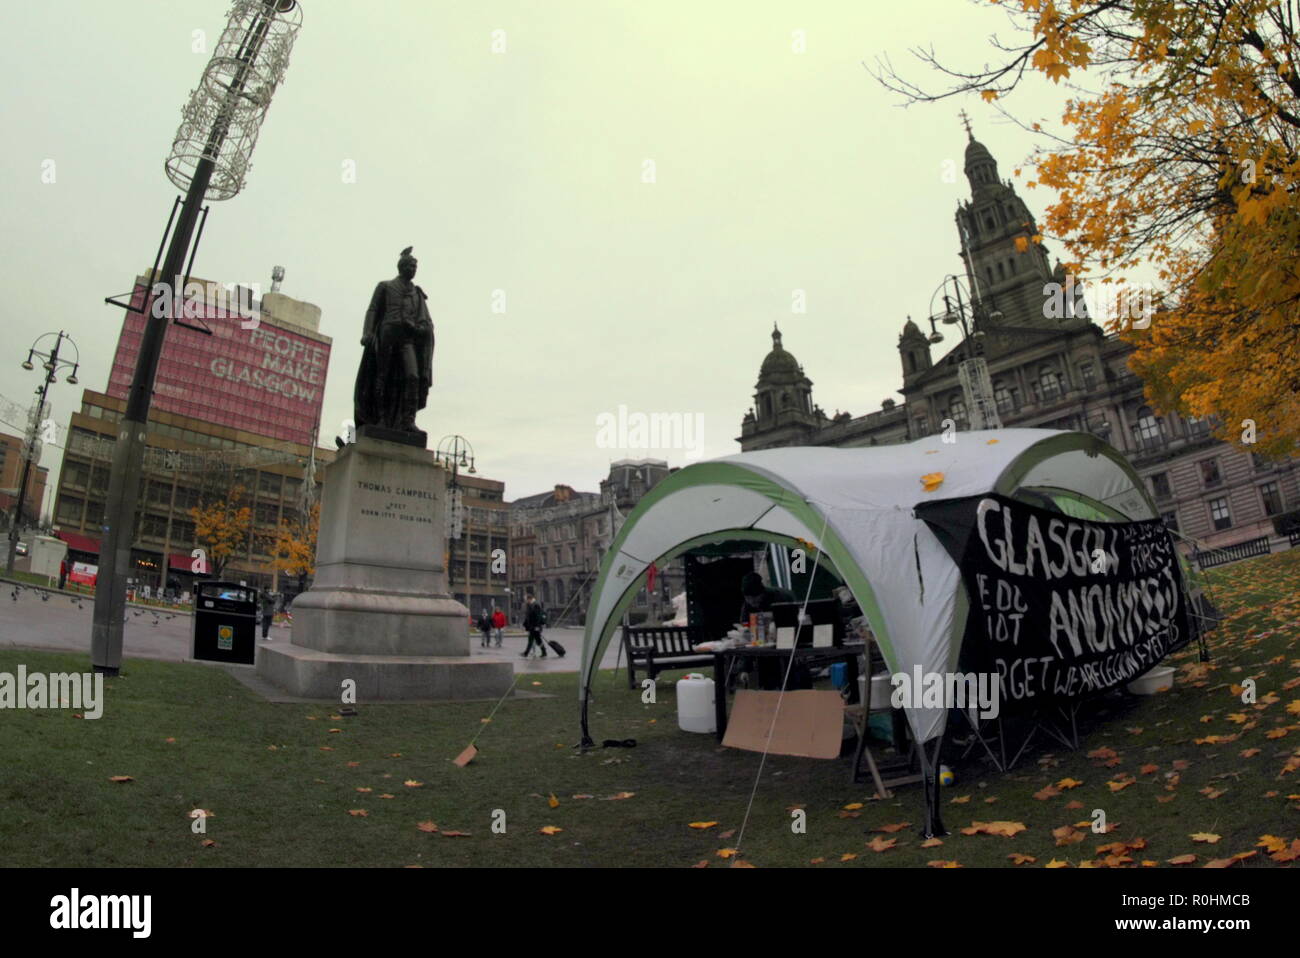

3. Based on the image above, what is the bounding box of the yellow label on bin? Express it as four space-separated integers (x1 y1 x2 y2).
217 624 233 650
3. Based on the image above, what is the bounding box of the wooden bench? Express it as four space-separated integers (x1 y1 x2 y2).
622 626 713 688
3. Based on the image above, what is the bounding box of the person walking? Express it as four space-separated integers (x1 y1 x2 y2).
491 606 505 648
259 589 275 640
58 558 68 591
522 594 547 658
478 610 493 648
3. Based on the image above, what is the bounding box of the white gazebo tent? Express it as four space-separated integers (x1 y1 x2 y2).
578 429 1168 833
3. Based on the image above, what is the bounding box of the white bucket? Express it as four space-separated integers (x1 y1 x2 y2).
859 672 893 710
1127 665 1175 695
677 673 716 733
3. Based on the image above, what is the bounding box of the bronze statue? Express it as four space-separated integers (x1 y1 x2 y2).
353 247 434 436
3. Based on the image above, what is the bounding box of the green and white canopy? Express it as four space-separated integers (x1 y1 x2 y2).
579 429 1160 745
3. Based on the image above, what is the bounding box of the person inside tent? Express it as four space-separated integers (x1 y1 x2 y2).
737 571 795 624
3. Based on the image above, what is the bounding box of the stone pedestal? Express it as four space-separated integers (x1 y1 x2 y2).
257 434 512 700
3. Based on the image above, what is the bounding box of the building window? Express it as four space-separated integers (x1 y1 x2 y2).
1199 458 1222 488
994 385 1012 414
63 461 91 489
913 417 929 437
1185 415 1211 439
568 545 576 564
1161 511 1179 534
147 480 171 506
1208 496 1232 531
142 514 169 541
1251 451 1275 471
1079 362 1096 390
948 395 968 426
56 495 84 525
996 261 1006 280
1149 472 1172 500
1131 406 1162 447
1038 367 1062 401
1260 481 1283 516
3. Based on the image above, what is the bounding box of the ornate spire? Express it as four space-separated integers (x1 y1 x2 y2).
958 109 973 142
772 321 783 349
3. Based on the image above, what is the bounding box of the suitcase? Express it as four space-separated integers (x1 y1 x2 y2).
547 639 566 658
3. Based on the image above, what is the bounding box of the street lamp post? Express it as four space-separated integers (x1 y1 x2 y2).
926 274 1003 431
6 332 80 575
433 435 476 610
92 1 302 675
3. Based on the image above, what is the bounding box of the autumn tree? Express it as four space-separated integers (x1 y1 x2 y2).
876 0 1300 457
189 483 252 578
272 501 319 597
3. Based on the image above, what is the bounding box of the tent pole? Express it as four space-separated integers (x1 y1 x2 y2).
917 735 947 838
578 684 595 749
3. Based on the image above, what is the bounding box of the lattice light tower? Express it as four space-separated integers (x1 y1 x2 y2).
165 1 302 201
92 1 303 675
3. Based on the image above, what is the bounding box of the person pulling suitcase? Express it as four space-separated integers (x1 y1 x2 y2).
522 594 547 658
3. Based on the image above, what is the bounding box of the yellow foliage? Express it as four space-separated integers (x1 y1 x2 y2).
190 484 252 578
1005 0 1300 455
272 501 319 579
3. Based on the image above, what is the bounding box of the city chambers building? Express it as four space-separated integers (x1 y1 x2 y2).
739 134 1299 561
52 271 335 595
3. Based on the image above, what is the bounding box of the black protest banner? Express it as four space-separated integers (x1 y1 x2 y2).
917 493 1189 710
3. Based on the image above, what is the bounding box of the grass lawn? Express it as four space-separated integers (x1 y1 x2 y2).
1 549 1298 868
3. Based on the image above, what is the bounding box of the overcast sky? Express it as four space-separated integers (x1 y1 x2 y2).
2 0 1072 511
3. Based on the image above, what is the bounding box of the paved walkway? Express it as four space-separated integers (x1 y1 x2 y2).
0 579 629 675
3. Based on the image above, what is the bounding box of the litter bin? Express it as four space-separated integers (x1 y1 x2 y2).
192 580 258 665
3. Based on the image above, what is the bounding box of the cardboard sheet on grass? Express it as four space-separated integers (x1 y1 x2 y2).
721 689 844 759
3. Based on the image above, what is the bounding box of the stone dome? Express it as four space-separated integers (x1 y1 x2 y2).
759 325 803 379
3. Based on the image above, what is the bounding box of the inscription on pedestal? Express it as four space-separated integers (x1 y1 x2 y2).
354 480 436 525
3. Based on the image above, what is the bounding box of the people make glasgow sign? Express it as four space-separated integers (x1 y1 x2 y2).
917 493 1190 710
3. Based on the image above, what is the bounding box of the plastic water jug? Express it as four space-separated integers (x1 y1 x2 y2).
676 673 716 733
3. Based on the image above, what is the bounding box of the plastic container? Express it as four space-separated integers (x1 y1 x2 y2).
1126 665 1175 695
859 672 894 710
830 662 847 689
676 673 717 733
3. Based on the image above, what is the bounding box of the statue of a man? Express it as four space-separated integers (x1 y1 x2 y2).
353 247 434 434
